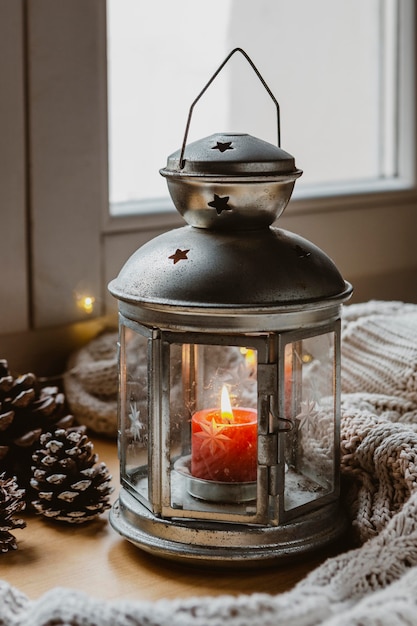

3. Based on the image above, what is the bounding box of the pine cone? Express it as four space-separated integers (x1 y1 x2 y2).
0 359 76 495
0 473 26 553
31 428 113 524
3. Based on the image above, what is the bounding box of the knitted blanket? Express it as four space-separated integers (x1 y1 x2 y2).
3 300 417 625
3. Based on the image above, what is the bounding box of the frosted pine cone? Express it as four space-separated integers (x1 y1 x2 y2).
31 428 113 524
0 359 76 495
0 473 26 553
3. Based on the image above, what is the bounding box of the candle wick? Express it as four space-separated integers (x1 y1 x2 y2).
221 410 234 424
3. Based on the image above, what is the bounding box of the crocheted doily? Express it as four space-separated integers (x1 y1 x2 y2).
8 299 413 625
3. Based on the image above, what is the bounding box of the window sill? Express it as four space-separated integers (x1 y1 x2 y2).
104 179 417 235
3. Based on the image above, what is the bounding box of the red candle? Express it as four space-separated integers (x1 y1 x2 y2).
191 386 257 483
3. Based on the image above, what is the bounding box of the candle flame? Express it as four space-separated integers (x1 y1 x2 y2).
220 385 234 423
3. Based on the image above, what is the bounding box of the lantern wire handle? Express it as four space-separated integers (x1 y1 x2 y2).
179 47 281 169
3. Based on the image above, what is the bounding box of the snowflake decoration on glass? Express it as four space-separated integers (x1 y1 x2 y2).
194 418 231 455
128 401 146 442
295 400 320 432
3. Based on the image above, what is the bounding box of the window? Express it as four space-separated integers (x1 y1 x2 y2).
107 0 412 216
0 0 416 345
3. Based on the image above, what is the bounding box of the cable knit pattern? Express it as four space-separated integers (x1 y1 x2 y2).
2 300 417 624
341 300 417 402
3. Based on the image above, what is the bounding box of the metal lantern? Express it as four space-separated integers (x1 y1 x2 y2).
108 49 352 565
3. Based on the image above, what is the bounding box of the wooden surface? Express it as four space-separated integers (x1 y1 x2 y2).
0 437 346 602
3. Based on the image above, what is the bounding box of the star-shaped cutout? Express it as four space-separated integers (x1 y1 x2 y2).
212 141 233 153
295 400 320 431
194 418 231 455
168 248 190 264
208 194 231 215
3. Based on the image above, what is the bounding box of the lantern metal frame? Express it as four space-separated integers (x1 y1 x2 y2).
109 48 352 565
109 303 348 565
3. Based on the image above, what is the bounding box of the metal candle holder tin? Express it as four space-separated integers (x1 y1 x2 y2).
108 49 352 565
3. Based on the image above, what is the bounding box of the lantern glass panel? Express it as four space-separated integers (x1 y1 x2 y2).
284 330 337 512
120 323 150 505
166 338 260 520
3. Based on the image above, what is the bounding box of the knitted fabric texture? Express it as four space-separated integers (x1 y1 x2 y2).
342 299 417 402
63 331 119 436
5 299 415 625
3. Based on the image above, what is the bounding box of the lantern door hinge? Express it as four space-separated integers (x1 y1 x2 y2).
258 433 277 467
258 432 286 497
257 363 277 394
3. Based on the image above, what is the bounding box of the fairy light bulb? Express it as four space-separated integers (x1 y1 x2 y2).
76 294 96 314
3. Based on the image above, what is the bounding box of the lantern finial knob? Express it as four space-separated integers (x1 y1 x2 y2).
160 48 302 230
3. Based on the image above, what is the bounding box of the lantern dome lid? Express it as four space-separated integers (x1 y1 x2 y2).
160 133 302 180
108 225 352 318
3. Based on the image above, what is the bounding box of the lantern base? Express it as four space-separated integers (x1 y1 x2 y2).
110 488 347 567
